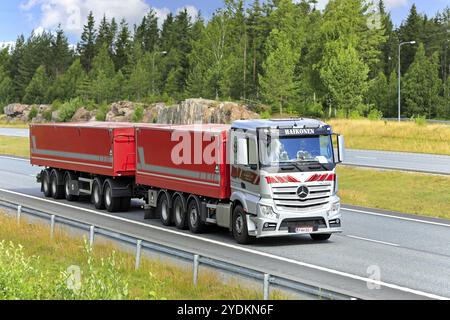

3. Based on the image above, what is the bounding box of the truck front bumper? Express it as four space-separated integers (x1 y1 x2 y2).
248 197 342 238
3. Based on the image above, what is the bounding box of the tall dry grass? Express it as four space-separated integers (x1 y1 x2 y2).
328 119 450 155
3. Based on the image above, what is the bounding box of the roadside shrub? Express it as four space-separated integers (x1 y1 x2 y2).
28 106 38 121
42 110 52 121
58 98 83 122
260 109 272 119
95 103 109 121
348 110 363 119
413 115 427 126
132 105 144 123
367 109 383 120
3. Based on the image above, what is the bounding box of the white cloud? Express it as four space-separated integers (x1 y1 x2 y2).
384 0 409 10
19 0 183 36
0 41 15 50
177 5 199 21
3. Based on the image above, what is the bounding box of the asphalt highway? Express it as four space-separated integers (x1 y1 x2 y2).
2 128 449 174
0 155 449 300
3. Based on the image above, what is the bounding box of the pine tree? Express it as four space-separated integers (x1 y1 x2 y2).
126 52 152 100
49 26 73 78
47 59 87 102
398 4 423 74
366 71 388 114
0 65 13 108
89 45 117 103
78 12 97 71
114 19 131 71
403 44 442 118
135 10 159 52
23 65 49 104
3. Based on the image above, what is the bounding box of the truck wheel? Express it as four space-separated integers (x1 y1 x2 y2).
173 196 187 230
92 179 105 210
187 198 205 234
64 172 79 202
51 170 64 200
104 181 121 213
232 205 254 245
120 197 131 212
42 170 52 198
159 194 172 226
310 234 332 241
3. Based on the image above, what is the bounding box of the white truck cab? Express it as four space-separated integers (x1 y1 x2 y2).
226 118 345 244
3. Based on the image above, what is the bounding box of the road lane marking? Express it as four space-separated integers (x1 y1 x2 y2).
346 235 399 247
343 207 450 228
0 155 29 162
0 188 448 300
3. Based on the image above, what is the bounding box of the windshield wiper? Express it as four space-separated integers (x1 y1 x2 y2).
295 160 330 171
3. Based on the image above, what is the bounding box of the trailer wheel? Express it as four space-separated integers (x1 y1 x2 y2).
51 170 64 200
232 205 254 244
173 195 187 230
158 193 172 226
104 181 121 213
92 179 105 210
187 198 205 234
64 172 79 202
42 170 52 198
310 233 331 241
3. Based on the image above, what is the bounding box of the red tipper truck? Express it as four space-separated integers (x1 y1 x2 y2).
31 119 345 244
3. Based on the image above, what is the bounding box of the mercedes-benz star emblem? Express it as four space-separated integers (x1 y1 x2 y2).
297 185 309 199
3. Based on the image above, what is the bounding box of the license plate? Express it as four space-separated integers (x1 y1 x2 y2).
295 227 313 233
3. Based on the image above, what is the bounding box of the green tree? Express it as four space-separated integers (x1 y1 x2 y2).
260 29 297 115
23 65 49 104
0 65 13 109
47 59 87 102
89 45 117 103
49 26 73 78
320 43 369 117
403 44 442 118
366 71 388 114
114 19 131 71
78 12 97 71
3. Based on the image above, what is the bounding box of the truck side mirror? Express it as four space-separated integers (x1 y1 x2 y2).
237 138 249 165
336 135 345 163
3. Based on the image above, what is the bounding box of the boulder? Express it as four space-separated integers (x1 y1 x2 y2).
71 107 93 122
106 101 142 122
3 104 31 121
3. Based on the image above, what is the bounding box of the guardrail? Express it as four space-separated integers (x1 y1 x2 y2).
0 199 357 301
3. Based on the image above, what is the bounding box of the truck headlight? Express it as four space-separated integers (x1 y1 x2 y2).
329 202 340 216
259 205 279 219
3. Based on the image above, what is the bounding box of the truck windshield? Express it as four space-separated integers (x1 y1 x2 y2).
260 134 334 167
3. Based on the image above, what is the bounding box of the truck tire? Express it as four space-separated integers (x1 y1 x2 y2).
173 195 187 230
42 170 52 198
64 172 79 202
92 179 105 210
232 205 254 244
187 198 206 234
51 170 64 200
310 233 331 241
104 180 121 213
158 193 172 226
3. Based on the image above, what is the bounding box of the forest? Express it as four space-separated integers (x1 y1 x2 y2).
0 0 449 120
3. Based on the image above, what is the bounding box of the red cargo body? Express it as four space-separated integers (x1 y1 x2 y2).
30 122 136 177
136 124 231 199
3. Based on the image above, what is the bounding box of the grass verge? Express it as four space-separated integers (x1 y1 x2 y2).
338 166 450 220
0 211 286 300
0 136 29 158
0 120 28 128
328 119 450 156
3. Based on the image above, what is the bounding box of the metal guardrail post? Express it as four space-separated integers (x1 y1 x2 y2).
135 240 142 270
17 205 22 225
89 226 95 247
263 273 270 300
193 254 200 286
50 215 55 240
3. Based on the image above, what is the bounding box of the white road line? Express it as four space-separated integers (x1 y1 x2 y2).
343 207 450 228
346 235 399 247
0 188 448 300
0 155 29 162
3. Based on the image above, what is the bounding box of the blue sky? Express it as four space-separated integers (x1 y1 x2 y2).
0 0 449 45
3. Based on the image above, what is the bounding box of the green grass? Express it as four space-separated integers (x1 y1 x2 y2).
338 166 450 220
0 212 287 300
0 136 29 158
328 119 450 155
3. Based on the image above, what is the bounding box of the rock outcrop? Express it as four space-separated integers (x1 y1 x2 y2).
2 98 260 124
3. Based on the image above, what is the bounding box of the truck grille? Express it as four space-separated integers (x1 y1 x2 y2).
272 184 332 212
279 217 327 231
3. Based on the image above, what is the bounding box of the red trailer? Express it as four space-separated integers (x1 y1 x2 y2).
31 122 137 212
135 124 231 199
